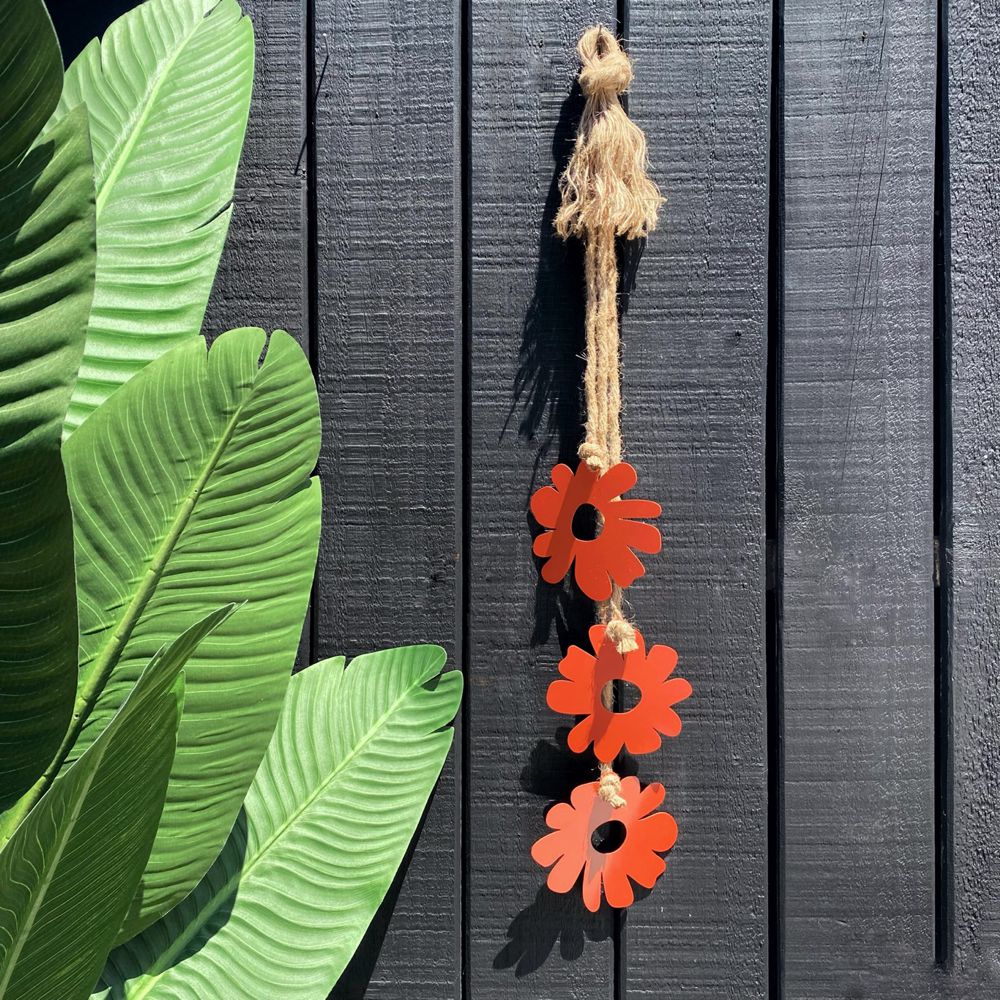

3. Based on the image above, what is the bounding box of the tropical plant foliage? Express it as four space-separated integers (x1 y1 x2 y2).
0 1 462 997
63 328 322 938
49 0 255 435
101 647 462 997
0 0 94 808
0 607 233 1000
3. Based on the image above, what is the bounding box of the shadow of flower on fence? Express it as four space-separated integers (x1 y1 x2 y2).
492 730 640 977
504 82 587 483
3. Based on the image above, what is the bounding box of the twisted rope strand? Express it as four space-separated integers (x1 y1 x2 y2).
556 25 662 806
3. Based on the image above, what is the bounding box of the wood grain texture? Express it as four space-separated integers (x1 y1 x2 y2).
946 2 1000 994
782 2 937 996
312 0 460 997
623 3 770 997
467 2 616 996
204 0 308 344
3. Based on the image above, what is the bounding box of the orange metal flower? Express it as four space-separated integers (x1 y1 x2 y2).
531 776 677 911
547 624 691 762
530 462 661 601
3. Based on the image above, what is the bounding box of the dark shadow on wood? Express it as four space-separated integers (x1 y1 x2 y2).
766 2 786 998
48 0 131 63
520 727 638 807
504 82 587 479
487 729 641 977
527 507 595 651
933 0 954 968
492 883 612 978
328 788 439 1000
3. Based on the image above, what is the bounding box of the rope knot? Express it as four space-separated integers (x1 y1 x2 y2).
598 765 627 808
554 25 663 242
605 617 638 654
577 26 633 98
577 440 607 472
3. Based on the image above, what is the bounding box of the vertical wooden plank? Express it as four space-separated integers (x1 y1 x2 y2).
781 2 937 996
312 0 460 997
467 2 616 997
945 2 1000 993
205 0 308 345
624 2 771 996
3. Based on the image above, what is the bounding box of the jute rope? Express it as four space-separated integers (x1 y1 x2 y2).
556 25 663 807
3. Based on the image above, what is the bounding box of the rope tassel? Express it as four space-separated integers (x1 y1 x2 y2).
555 25 663 244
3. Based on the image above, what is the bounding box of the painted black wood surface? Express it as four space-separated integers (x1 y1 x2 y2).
50 1 1000 997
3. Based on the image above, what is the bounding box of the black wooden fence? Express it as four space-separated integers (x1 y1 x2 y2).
50 1 1000 997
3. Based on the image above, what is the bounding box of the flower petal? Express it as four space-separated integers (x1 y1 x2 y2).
620 519 662 555
581 857 604 913
567 716 595 754
543 801 577 832
540 536 576 584
593 717 627 763
635 780 665 816
646 643 679 680
593 462 638 503
531 829 567 867
626 848 667 889
551 463 574 491
547 848 586 895
602 862 635 909
570 780 600 813
532 530 553 557
559 643 596 681
530 485 563 528
584 623 606 655
574 544 613 600
608 498 662 520
604 543 646 591
618 775 643 806
547 678 592 716
665 676 693 707
624 724 663 756
636 811 678 853
656 707 683 739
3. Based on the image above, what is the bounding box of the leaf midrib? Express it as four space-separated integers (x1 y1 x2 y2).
127 673 439 994
0 746 101 994
77 391 248 734
0 374 251 844
94 9 205 218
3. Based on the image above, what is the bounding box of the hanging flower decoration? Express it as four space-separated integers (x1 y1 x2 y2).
547 624 692 762
526 25 687 912
531 777 678 912
530 461 661 601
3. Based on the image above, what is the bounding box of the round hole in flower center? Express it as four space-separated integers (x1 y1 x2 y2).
591 819 627 854
616 679 642 713
571 502 602 541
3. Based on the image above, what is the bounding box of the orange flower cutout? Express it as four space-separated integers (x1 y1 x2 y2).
531 776 677 911
547 624 691 762
530 462 661 601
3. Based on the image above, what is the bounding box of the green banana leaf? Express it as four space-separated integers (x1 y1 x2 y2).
0 0 94 806
57 328 321 939
0 605 237 1000
49 0 254 435
99 647 463 998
